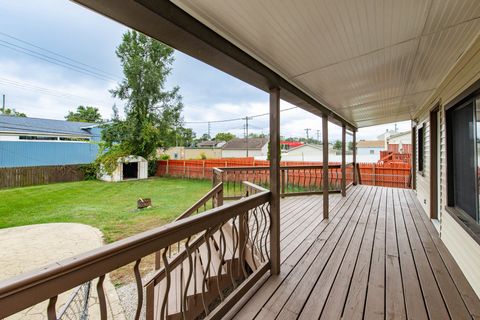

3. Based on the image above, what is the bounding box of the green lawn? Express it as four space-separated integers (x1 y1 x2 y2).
0 177 212 243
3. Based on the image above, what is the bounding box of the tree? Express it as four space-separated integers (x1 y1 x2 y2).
196 134 211 143
248 133 266 138
348 141 353 151
1 108 26 117
333 140 342 150
65 106 102 123
214 132 236 142
101 30 188 161
172 127 196 147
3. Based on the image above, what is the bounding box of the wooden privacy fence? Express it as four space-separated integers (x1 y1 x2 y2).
0 165 85 189
156 159 412 189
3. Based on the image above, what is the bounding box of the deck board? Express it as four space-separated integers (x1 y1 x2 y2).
231 185 480 320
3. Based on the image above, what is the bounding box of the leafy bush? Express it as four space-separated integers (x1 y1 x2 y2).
159 153 170 160
79 163 99 180
199 152 207 160
148 160 158 177
96 144 130 175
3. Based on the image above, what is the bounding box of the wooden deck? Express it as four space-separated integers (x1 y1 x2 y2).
231 185 480 320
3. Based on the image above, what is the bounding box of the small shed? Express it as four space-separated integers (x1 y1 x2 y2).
100 155 148 182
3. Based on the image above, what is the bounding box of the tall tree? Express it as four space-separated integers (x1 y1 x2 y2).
102 30 188 159
65 106 102 123
333 140 342 150
214 132 236 142
1 108 26 117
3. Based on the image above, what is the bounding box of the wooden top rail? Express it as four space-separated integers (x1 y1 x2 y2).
174 182 223 221
213 163 351 171
242 181 269 193
0 190 271 318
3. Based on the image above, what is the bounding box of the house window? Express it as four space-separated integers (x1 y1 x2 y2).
369 150 374 155
418 125 424 173
447 96 480 224
59 137 89 142
19 135 58 141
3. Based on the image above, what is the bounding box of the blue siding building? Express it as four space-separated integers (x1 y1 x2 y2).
0 115 102 168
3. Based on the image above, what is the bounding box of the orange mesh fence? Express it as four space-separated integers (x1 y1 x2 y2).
156 159 412 189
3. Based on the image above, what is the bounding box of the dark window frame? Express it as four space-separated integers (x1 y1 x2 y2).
417 124 425 174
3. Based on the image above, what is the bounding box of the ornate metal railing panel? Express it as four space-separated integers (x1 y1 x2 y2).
0 184 271 320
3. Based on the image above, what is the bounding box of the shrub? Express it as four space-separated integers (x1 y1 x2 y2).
200 152 207 160
159 153 170 160
79 163 99 180
96 144 130 175
148 160 158 177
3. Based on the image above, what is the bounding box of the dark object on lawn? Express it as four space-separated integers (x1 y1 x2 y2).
137 198 152 209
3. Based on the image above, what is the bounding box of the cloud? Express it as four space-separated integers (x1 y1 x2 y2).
0 58 122 119
0 0 412 142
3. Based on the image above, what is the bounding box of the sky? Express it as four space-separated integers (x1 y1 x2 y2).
0 0 410 141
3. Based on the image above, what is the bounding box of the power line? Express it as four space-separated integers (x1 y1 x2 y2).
0 40 118 83
0 32 122 80
184 106 298 124
0 76 114 106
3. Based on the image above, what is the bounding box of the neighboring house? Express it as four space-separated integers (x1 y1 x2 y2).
196 140 226 148
355 140 384 156
0 115 101 168
161 146 223 159
185 148 222 159
161 146 185 160
282 144 322 162
280 141 303 151
386 130 412 153
221 137 268 158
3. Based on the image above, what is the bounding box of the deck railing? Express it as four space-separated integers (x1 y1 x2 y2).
213 164 354 199
0 183 271 320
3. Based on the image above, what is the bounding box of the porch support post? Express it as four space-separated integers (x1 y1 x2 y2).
322 116 329 219
269 87 281 275
353 130 357 185
341 125 346 196
411 123 417 189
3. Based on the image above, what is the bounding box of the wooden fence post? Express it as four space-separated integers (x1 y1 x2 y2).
373 163 376 186
166 159 169 176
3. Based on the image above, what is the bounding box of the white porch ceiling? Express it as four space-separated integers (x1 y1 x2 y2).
173 0 480 127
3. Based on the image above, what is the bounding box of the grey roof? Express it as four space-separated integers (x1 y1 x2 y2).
0 115 98 136
197 140 221 147
222 137 268 150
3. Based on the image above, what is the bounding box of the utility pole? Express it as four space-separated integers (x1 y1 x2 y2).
316 130 320 143
2 94 5 114
207 122 211 139
244 117 252 157
305 128 311 140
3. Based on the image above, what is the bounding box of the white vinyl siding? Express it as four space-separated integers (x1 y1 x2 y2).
414 34 480 298
415 115 431 218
